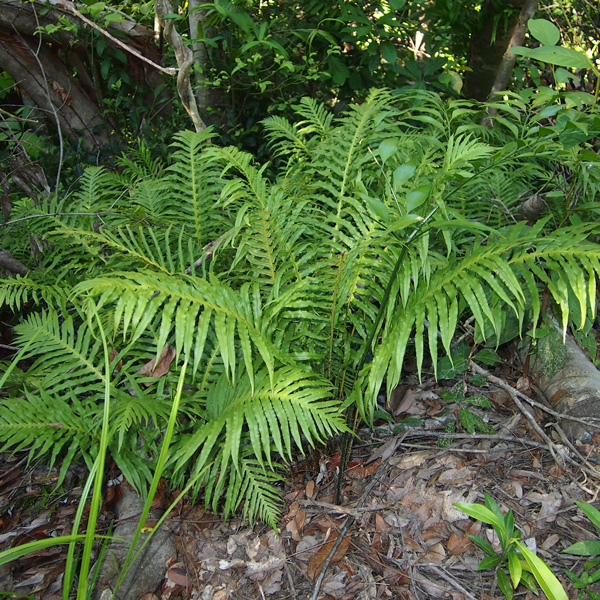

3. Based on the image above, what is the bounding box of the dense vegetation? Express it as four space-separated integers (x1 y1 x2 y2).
0 0 600 596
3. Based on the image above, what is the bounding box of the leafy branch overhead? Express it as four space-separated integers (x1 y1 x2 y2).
1 88 600 524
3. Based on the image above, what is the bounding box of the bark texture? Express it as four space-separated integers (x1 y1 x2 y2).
528 322 600 441
0 0 166 150
155 0 206 132
464 0 539 101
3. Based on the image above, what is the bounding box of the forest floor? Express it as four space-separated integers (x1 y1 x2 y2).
2 360 600 600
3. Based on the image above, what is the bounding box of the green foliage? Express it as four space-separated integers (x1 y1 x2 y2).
190 0 478 148
2 88 600 525
455 494 568 600
512 18 599 102
439 381 495 437
563 502 600 600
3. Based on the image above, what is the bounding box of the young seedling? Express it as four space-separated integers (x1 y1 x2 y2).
563 501 600 600
455 493 568 600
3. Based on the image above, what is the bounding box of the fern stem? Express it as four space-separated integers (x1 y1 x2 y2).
328 252 345 381
336 206 439 503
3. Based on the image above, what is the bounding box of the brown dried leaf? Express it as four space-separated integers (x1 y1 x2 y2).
366 436 401 464
375 514 390 533
286 509 306 542
307 532 350 580
422 542 446 563
166 565 189 587
388 385 410 415
284 489 305 503
306 480 315 499
446 532 471 555
541 533 560 551
137 345 176 382
346 459 380 479
109 348 123 371
50 81 74 106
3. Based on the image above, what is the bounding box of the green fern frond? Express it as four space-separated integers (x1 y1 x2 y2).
13 311 105 396
173 367 344 474
74 271 279 384
58 224 202 275
0 388 98 484
116 139 165 181
68 166 121 217
294 96 334 137
165 130 223 246
366 224 600 419
443 134 494 175
110 386 172 450
0 277 68 311
226 456 284 528
262 115 309 159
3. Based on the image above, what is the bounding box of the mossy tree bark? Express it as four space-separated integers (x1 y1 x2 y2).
527 320 600 441
464 0 539 101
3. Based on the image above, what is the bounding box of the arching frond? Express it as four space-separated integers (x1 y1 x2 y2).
0 277 68 310
74 272 279 384
13 311 105 397
0 388 98 484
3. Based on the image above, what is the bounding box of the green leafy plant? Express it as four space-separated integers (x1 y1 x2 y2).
2 88 600 534
512 18 599 101
563 502 600 600
438 381 494 445
456 494 569 600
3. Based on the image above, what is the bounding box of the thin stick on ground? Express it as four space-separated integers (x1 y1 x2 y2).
310 464 391 600
423 565 479 600
471 362 600 482
471 362 600 429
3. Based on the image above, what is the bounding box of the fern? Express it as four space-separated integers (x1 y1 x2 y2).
0 388 98 486
1 88 599 525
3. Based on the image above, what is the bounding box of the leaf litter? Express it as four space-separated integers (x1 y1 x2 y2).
1 366 600 599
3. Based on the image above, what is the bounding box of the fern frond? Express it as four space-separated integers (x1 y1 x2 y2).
13 310 105 396
165 130 224 246
262 115 309 159
0 388 98 484
58 224 202 275
173 367 344 473
0 277 68 311
443 134 494 176
74 272 279 384
294 96 334 137
225 455 284 528
366 224 600 419
67 166 122 218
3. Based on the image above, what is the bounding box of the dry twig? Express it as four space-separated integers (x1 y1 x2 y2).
310 464 391 600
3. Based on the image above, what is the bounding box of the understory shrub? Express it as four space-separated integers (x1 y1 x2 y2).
1 88 599 525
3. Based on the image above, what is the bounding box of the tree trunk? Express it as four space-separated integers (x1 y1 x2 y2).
0 30 110 151
188 0 211 117
0 0 166 150
464 0 539 101
527 321 600 441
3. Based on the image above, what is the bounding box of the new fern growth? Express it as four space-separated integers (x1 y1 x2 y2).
1 89 599 525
